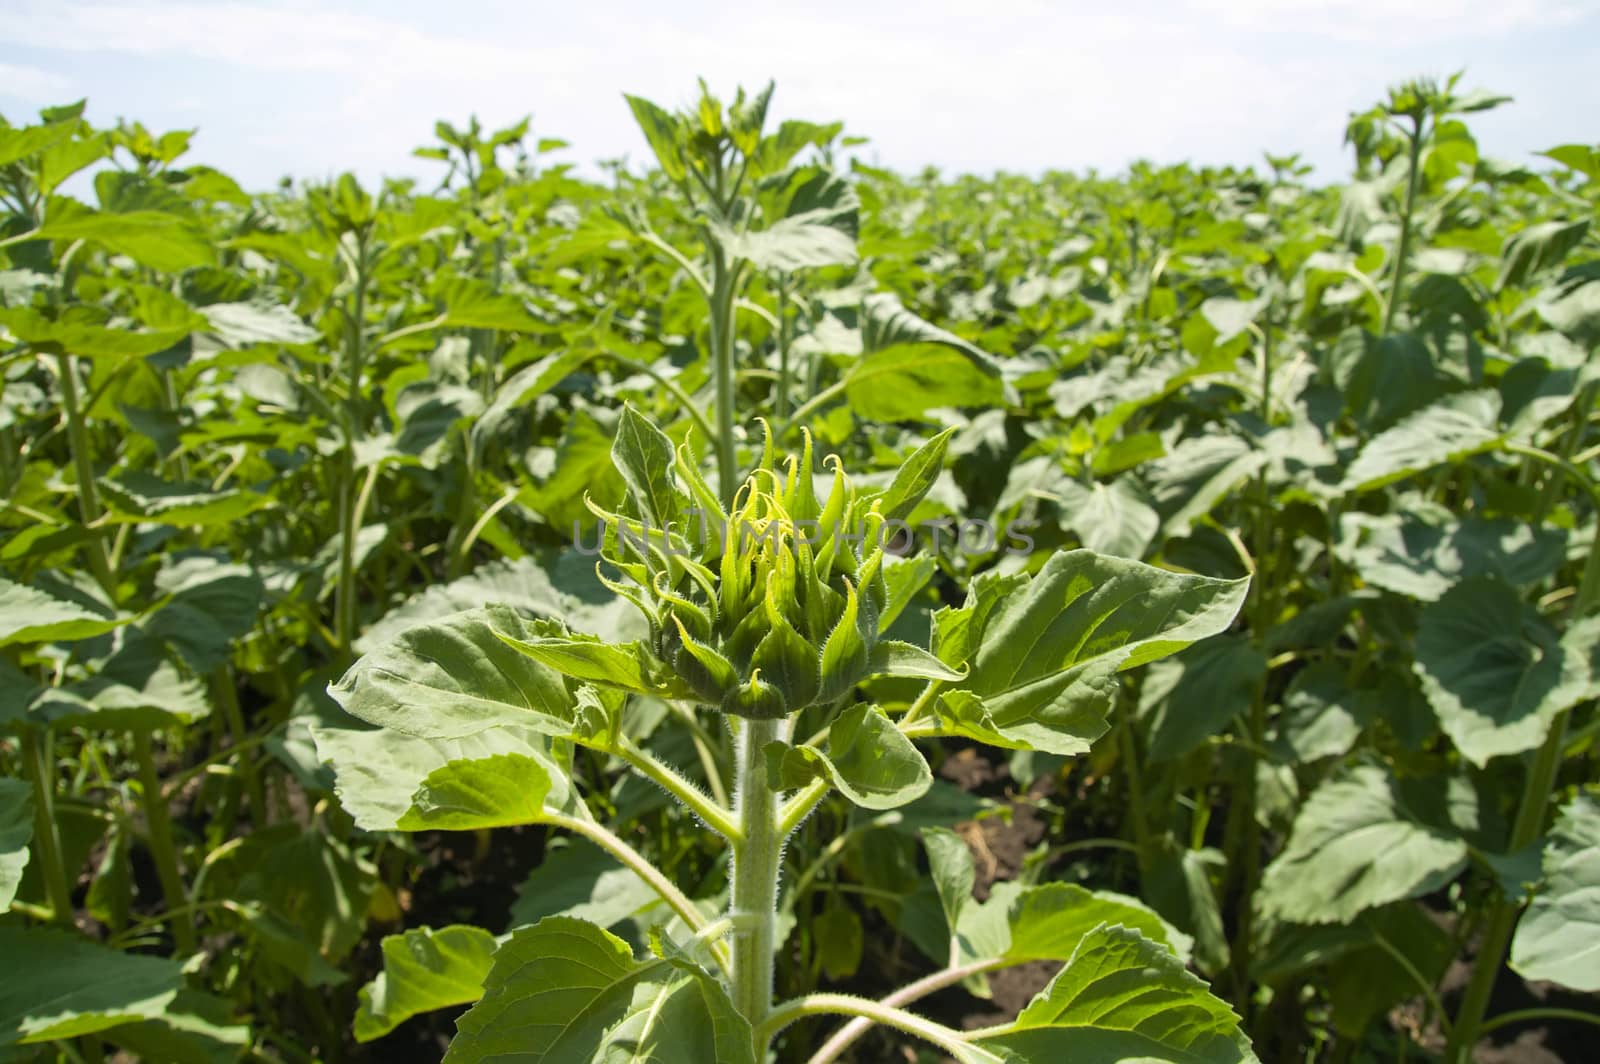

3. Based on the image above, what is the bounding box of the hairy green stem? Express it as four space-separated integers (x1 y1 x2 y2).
731 718 782 1034
775 275 792 420
544 813 726 973
710 248 741 503
22 728 74 926
775 993 975 1063
134 731 196 954
615 737 740 840
1380 116 1425 337
335 237 369 659
804 960 1005 1063
55 353 115 595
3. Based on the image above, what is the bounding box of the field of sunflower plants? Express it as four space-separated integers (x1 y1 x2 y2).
2 73 1598 1063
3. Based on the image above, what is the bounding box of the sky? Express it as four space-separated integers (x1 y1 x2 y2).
3 0 1598 192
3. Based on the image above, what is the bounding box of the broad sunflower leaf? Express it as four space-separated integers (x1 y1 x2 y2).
982 923 1256 1063
1511 792 1600 991
1341 391 1504 492
443 917 756 1064
1413 581 1600 766
0 576 127 648
0 779 32 909
1259 765 1476 924
329 606 581 740
356 925 499 1042
920 551 1248 755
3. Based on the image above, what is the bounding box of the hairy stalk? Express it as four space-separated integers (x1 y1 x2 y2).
769 994 974 1063
775 274 792 420
710 247 740 503
55 353 115 595
731 717 782 1037
804 960 1005 1063
134 731 196 954
22 728 74 926
1380 115 1425 337
335 237 369 660
543 813 725 972
1231 312 1276 1007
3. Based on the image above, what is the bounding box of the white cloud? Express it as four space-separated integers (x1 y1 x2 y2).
1188 0 1600 39
0 61 74 105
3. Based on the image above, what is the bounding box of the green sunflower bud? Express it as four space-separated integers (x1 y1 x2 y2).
593 409 946 722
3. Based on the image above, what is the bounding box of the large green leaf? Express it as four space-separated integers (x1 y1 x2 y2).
201 301 319 346
843 345 1006 422
1048 478 1161 559
982 924 1256 1063
920 551 1249 755
30 635 211 731
397 752 575 831
143 558 265 673
356 925 498 1042
472 349 594 450
1498 219 1590 290
0 576 126 648
311 722 562 831
720 169 859 273
444 917 756 1064
1259 765 1476 924
436 274 542 331
1414 581 1599 766
0 928 185 1046
715 210 856 272
35 200 215 272
767 704 932 810
861 292 1003 377
922 826 1192 978
1511 792 1600 991
1337 505 1566 601
921 827 977 947
0 778 32 909
1273 662 1377 762
0 122 77 168
225 827 376 987
1341 391 1504 492
356 552 643 654
98 472 272 526
96 990 251 1064
0 306 189 359
329 606 580 741
957 882 1191 969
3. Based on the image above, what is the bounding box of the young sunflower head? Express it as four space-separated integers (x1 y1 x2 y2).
592 418 889 720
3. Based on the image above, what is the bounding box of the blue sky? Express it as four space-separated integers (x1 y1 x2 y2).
4 0 1597 191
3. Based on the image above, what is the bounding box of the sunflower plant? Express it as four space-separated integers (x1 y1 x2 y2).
318 405 1256 1062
